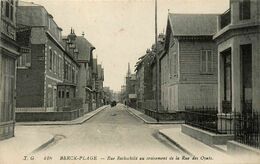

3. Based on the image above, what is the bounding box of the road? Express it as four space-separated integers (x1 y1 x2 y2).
34 104 182 159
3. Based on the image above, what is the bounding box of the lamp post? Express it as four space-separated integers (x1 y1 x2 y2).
155 0 159 122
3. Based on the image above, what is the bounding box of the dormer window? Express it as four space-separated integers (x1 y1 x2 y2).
239 0 250 20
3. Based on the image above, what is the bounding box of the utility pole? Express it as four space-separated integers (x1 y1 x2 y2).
155 0 159 122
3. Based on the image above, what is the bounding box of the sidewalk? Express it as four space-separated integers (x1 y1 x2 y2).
16 105 108 126
125 105 184 124
0 127 54 162
159 128 236 161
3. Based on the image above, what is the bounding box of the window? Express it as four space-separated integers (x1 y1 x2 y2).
66 90 69 98
239 0 250 20
17 53 31 68
62 90 65 98
49 49 53 70
5 1 10 18
4 0 14 21
200 50 213 74
53 52 57 73
58 90 61 98
172 52 178 76
64 62 68 80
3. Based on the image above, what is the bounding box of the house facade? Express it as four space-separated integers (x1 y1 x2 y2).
161 13 218 112
96 64 104 107
214 0 260 131
0 0 20 140
72 34 95 112
16 2 80 112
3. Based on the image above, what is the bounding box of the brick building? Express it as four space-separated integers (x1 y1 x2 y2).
0 0 20 140
16 1 80 112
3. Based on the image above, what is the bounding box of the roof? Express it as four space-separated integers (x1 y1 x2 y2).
19 1 41 6
75 36 95 61
168 13 218 36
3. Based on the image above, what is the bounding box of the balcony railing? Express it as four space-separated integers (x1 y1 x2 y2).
220 9 231 29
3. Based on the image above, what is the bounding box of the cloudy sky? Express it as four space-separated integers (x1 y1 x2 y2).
23 0 229 92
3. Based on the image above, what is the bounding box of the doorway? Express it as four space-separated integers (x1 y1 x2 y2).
241 44 252 114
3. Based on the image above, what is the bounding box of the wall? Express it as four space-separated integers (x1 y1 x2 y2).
217 31 260 113
17 6 47 27
178 83 218 111
16 44 45 108
16 108 85 122
179 39 218 83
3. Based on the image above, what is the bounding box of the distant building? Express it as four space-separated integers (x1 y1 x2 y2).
92 58 98 109
16 2 80 112
161 13 218 112
0 0 20 140
96 64 104 107
125 63 137 107
135 50 154 109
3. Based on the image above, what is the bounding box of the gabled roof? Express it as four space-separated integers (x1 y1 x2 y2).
168 13 218 36
75 36 95 61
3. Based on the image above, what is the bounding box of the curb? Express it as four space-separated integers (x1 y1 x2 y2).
125 106 185 125
80 105 108 124
16 106 108 126
125 107 155 124
158 130 193 156
31 136 55 154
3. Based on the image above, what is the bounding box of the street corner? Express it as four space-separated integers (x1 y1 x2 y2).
0 127 55 156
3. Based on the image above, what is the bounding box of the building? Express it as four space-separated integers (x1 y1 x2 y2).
0 0 20 140
104 86 112 104
135 49 155 109
16 2 80 112
96 64 104 107
214 0 260 139
69 33 95 113
92 58 98 109
160 13 218 112
125 63 137 107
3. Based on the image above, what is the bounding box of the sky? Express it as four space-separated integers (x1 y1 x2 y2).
23 0 229 92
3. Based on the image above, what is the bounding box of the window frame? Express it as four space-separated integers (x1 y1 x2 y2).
49 48 53 71
200 50 214 74
239 0 251 20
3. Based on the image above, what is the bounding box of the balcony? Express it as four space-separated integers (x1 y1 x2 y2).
220 9 231 30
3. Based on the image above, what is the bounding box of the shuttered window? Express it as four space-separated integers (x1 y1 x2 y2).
200 50 213 74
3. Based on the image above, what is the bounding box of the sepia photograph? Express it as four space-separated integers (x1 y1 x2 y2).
0 0 260 163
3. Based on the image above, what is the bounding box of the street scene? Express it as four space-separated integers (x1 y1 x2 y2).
1 0 260 164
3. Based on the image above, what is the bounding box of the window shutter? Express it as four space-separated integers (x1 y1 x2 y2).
201 50 207 73
207 51 213 73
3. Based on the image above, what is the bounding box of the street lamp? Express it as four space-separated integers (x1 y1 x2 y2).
155 0 160 122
